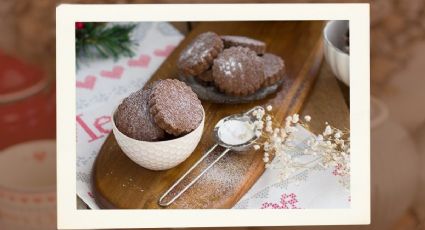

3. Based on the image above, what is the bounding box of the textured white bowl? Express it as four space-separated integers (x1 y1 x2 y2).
323 20 350 86
112 109 205 171
0 140 56 229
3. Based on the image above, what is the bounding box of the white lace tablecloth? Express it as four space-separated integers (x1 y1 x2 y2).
76 22 350 209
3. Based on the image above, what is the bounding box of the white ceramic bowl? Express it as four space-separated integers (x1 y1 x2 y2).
0 139 56 229
323 20 350 86
112 109 205 171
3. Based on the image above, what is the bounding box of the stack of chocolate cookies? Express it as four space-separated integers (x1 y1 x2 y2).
114 79 204 141
178 32 286 97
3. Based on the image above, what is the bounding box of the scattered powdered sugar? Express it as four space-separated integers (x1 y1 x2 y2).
170 145 254 208
218 119 255 145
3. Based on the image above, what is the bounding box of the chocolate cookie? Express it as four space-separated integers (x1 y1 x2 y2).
115 86 165 141
212 46 265 96
197 69 214 83
178 32 224 76
149 79 203 136
262 53 285 86
221 35 266 55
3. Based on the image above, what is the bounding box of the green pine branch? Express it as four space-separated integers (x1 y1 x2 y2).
76 23 137 62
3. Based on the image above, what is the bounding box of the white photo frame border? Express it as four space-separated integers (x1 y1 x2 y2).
56 3 370 229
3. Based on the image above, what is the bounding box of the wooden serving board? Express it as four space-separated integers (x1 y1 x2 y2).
93 21 324 209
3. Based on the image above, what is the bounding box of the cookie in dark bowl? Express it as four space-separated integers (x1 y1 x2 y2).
221 35 266 55
262 53 286 87
212 46 265 96
197 69 214 83
178 32 224 77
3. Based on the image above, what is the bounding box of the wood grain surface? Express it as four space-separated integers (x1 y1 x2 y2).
93 21 326 209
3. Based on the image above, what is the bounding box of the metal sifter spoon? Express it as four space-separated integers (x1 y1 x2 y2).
158 106 264 207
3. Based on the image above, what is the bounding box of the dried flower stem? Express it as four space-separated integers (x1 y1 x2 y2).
249 106 351 190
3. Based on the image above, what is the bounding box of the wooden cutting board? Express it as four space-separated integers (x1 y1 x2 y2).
93 21 324 209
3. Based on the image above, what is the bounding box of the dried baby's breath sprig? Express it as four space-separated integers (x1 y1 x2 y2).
248 106 351 189
266 105 273 111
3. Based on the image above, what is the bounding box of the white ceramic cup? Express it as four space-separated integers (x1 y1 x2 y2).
0 139 56 230
371 97 419 229
112 109 205 171
323 20 350 86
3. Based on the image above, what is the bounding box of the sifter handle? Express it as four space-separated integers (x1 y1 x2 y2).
158 144 230 207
